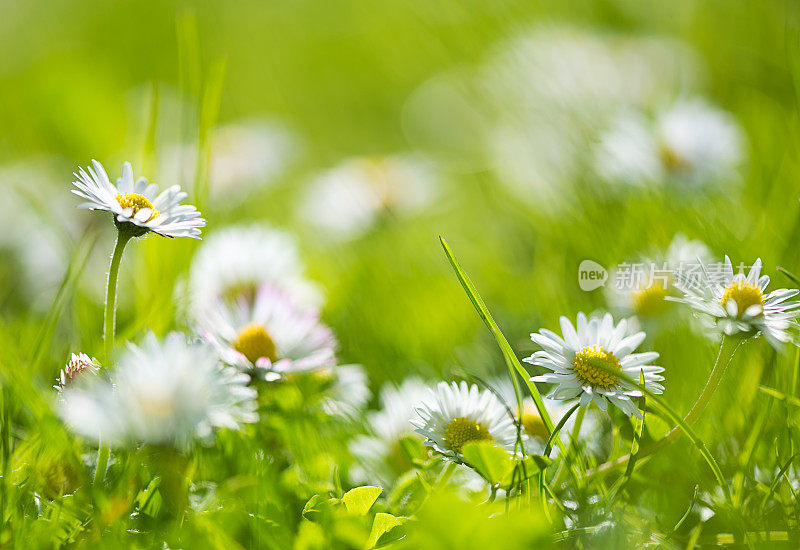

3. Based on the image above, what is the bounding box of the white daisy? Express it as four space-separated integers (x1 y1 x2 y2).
161 119 296 203
320 364 372 417
525 313 664 418
606 234 714 318
71 160 206 238
198 284 336 379
300 154 437 241
411 381 518 459
58 333 257 447
186 224 322 319
670 257 800 347
350 377 431 483
593 98 744 189
54 353 100 392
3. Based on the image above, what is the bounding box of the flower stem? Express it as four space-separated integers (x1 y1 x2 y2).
103 231 133 363
585 335 743 479
95 229 133 487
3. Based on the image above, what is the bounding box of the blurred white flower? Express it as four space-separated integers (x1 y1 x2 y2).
186 224 322 319
411 381 518 459
594 99 744 189
0 161 71 308
161 119 296 203
320 364 372 417
527 313 664 418
300 155 437 240
55 353 100 393
72 160 206 238
58 333 257 447
350 377 430 483
671 257 800 347
404 25 697 206
198 284 336 380
606 233 714 318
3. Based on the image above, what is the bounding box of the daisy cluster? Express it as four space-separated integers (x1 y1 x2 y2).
59 160 368 449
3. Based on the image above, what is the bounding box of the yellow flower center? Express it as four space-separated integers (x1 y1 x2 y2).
573 345 622 389
233 324 278 364
521 408 549 440
633 283 669 317
719 281 764 317
115 193 160 221
659 143 687 173
444 417 492 453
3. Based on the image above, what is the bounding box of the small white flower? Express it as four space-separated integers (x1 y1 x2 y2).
671 257 800 347
186 224 322 319
300 155 437 240
58 333 257 447
320 364 372 417
72 160 206 238
411 381 518 459
350 377 430 483
525 313 664 418
198 284 336 379
606 233 714 318
161 119 296 203
55 353 100 392
594 99 744 189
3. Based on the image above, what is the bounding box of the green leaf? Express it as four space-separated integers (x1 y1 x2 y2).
398 435 427 465
342 486 383 515
365 513 405 549
461 441 515 484
301 494 342 521
439 237 554 435
135 477 162 518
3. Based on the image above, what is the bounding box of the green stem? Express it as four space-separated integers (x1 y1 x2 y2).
95 230 133 487
103 231 132 363
587 335 743 478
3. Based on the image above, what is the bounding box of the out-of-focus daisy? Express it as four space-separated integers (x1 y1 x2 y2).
593 99 744 189
186 224 322 319
526 313 664 418
606 234 713 318
72 160 205 238
198 284 336 380
0 163 71 310
411 381 518 459
320 364 372 417
670 257 800 347
58 333 257 447
161 119 297 203
54 353 100 393
350 377 430 483
300 155 437 241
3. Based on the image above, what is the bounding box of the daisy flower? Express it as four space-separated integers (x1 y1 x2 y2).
606 233 713 318
319 364 372 417
350 377 431 483
198 284 336 380
71 160 205 238
186 224 322 319
58 333 257 447
525 313 664 418
670 257 800 347
593 98 744 189
300 154 437 241
411 381 518 459
54 353 100 392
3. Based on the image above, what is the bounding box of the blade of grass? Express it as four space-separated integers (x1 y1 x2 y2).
439 236 554 433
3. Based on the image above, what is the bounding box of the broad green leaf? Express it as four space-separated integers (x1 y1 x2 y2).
461 441 515 484
301 494 342 521
365 513 405 549
342 486 383 515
